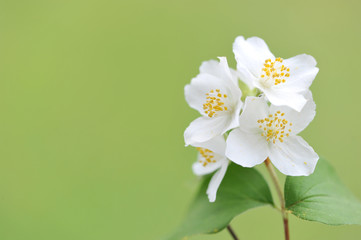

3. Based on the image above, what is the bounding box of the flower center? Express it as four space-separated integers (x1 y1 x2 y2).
203 89 228 118
260 58 290 86
197 147 217 167
257 111 293 144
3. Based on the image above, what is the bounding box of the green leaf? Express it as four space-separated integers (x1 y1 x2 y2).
285 158 361 225
165 163 274 240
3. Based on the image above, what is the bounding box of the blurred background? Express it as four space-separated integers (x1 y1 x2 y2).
0 0 360 239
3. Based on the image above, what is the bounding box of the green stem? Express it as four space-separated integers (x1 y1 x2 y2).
264 158 290 240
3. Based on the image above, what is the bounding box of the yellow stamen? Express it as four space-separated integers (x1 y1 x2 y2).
257 111 293 144
196 147 217 167
202 89 229 118
260 58 290 85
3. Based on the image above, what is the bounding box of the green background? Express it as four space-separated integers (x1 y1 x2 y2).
0 0 360 239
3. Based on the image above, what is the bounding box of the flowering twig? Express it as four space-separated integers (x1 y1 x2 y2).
264 158 289 240
227 225 239 240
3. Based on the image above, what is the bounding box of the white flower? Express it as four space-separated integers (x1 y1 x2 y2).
192 135 229 202
233 36 319 112
225 93 319 176
184 57 243 145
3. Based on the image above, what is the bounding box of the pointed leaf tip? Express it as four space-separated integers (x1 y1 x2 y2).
285 158 361 225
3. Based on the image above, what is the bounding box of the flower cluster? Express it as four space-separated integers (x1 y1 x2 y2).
184 36 319 202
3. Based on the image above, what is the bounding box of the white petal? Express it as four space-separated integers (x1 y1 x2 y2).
238 96 269 133
285 54 317 68
192 159 224 176
184 74 223 115
233 64 258 89
199 59 221 74
269 136 319 176
207 162 229 202
229 68 244 87
184 116 232 146
283 54 319 91
226 128 268 167
228 96 243 130
264 88 307 112
215 57 243 106
200 58 230 80
185 59 242 115
218 57 239 87
269 91 316 134
191 135 226 155
233 36 275 77
198 57 239 88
